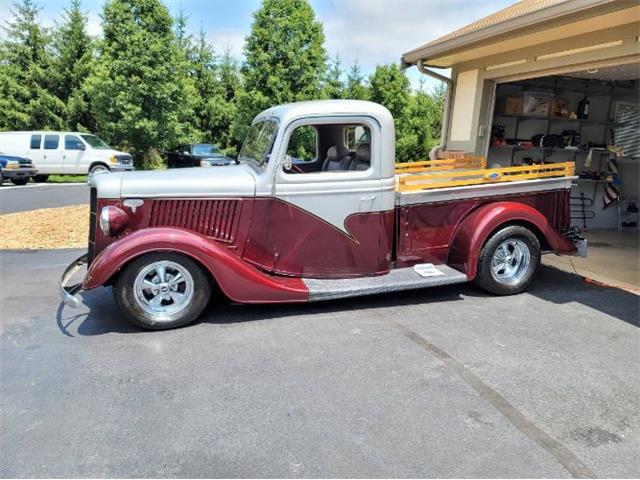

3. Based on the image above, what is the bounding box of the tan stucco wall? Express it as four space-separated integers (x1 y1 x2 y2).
444 20 640 155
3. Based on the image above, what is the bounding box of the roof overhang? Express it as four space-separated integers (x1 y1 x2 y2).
402 0 637 69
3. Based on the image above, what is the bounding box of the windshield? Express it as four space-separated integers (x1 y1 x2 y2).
238 120 278 167
80 134 111 149
192 144 221 156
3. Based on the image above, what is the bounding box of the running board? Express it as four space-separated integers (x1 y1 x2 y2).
303 265 468 302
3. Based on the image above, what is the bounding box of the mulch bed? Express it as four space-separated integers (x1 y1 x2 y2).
0 205 89 249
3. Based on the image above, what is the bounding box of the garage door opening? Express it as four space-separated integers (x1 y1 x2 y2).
486 63 639 291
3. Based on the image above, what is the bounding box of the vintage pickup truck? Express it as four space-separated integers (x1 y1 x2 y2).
61 100 585 330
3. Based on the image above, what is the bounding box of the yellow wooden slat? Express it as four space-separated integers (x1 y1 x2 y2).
398 162 573 183
396 162 575 192
395 157 486 174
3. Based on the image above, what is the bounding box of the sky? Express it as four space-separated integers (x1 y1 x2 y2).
0 0 514 91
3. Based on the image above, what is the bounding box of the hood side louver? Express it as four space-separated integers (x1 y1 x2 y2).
150 199 241 243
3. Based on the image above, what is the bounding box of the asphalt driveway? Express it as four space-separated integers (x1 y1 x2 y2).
1 249 638 477
0 183 89 214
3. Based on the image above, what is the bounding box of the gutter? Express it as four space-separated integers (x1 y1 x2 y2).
417 60 453 160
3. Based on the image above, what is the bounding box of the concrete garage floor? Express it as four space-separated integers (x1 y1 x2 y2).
543 229 639 293
1 249 639 478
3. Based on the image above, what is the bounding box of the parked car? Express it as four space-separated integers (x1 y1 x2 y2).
0 152 38 186
0 131 134 181
61 100 585 330
167 143 236 168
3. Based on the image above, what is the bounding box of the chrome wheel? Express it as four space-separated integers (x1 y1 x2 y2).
490 238 531 285
133 260 194 320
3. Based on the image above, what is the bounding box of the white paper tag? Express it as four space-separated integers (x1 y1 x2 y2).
413 263 445 277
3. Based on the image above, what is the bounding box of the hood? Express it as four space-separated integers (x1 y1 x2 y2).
89 164 257 199
0 154 32 164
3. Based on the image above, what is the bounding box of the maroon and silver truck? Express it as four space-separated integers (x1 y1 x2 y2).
61 100 585 330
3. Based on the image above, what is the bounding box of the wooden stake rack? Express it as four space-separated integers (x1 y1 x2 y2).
396 160 575 192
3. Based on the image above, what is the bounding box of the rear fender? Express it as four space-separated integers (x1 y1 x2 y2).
83 227 308 303
448 201 576 279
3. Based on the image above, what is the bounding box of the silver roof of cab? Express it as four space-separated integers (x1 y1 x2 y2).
254 100 394 130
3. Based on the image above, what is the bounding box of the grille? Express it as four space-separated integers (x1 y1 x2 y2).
150 199 241 243
116 155 132 165
88 187 97 264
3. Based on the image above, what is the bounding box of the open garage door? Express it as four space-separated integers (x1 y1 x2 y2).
485 63 639 290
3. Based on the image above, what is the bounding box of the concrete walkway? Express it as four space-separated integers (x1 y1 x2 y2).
543 229 639 293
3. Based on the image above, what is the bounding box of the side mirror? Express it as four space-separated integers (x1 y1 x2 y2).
283 154 293 170
183 151 189 156
77 142 86 150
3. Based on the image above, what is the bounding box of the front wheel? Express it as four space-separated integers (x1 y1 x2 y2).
32 174 49 183
11 178 29 186
89 164 109 176
114 253 212 330
474 225 540 295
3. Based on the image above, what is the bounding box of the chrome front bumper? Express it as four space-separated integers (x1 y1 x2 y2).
59 253 88 308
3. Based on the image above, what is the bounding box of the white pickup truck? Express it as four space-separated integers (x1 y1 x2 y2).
0 131 134 181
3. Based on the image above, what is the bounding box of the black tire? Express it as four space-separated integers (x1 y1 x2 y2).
11 178 29 186
32 174 49 183
89 163 110 175
114 252 212 330
0 171 4 186
474 225 540 295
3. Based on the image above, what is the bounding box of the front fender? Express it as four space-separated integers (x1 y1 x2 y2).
83 227 308 303
448 201 576 279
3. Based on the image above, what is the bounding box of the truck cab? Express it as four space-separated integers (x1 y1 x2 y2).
61 100 584 330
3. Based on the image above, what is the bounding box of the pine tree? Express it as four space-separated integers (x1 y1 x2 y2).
233 0 327 143
345 59 369 100
50 0 95 130
0 0 65 130
85 0 197 162
369 63 409 119
323 53 344 99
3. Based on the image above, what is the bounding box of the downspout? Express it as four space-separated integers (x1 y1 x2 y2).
417 60 453 160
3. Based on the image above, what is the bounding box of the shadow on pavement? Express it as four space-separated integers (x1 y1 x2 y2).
57 265 638 336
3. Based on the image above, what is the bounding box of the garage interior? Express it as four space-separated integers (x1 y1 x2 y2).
487 63 639 291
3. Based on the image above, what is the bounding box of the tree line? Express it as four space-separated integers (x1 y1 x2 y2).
0 0 444 167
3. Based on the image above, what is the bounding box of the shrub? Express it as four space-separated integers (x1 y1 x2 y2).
141 147 166 170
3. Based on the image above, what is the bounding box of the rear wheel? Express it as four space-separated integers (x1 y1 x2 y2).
32 174 49 183
114 253 212 330
11 178 28 186
474 225 540 295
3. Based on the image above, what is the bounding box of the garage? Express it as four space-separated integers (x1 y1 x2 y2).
488 65 639 232
402 0 640 290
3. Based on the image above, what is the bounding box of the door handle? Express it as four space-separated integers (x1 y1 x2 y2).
360 194 376 201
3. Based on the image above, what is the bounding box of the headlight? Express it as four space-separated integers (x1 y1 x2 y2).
5 161 19 169
199 159 212 167
99 206 129 236
110 155 118 164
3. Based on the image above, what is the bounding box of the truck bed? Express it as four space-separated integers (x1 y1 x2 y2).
394 157 575 206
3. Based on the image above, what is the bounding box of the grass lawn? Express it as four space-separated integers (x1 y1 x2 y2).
46 175 87 183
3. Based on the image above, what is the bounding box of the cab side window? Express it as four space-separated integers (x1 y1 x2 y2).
283 123 371 174
286 126 317 162
30 134 42 149
65 135 83 150
44 135 59 150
